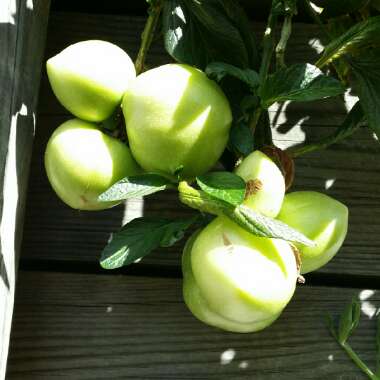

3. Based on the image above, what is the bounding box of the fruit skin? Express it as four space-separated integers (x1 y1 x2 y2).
44 119 140 210
47 40 136 122
123 64 232 179
182 216 298 333
235 150 285 218
277 191 349 274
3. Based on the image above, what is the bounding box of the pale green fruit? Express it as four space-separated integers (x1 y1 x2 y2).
235 150 285 217
44 119 140 210
182 216 298 333
123 64 232 179
277 191 349 274
47 40 136 122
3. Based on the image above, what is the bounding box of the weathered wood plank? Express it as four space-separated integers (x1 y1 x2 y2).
0 1 50 378
20 12 380 278
7 271 379 379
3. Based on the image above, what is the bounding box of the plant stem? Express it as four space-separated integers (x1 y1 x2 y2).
342 343 379 380
135 0 163 75
259 1 279 82
290 101 364 157
290 123 360 157
275 12 294 69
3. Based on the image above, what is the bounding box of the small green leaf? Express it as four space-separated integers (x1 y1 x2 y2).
316 16 380 67
229 122 255 157
206 62 260 91
260 63 345 108
178 181 314 246
350 49 380 137
338 297 361 344
100 216 198 269
196 172 246 207
98 174 173 202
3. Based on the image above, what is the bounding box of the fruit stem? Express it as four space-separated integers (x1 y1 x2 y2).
135 0 163 75
341 342 379 380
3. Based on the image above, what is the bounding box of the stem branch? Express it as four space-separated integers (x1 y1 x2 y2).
342 343 379 380
135 0 163 75
275 11 294 68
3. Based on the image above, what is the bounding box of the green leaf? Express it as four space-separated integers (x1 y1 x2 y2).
100 216 198 269
162 0 259 70
316 16 380 67
229 121 255 157
350 49 380 137
178 181 314 246
230 205 315 246
259 63 345 108
338 297 361 344
196 172 246 207
98 174 173 202
205 62 260 91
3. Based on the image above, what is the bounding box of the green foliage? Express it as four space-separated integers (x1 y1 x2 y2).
229 121 255 157
100 216 198 269
178 181 314 246
259 63 346 108
162 0 259 70
196 172 246 207
317 16 380 67
98 174 174 202
327 296 380 380
206 62 260 91
351 49 380 136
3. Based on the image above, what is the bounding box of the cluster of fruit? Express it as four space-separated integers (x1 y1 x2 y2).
183 150 348 332
44 40 348 333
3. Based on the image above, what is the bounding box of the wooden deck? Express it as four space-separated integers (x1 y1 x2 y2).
5 8 380 380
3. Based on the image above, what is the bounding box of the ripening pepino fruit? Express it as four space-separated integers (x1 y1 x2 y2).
44 119 140 211
122 64 232 179
235 150 285 218
182 216 298 333
277 191 349 274
47 40 136 122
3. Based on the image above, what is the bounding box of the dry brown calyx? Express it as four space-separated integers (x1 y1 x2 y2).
245 179 263 199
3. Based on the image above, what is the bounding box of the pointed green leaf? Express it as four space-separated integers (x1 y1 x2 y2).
229 121 255 157
206 62 260 91
98 174 173 202
260 63 345 109
316 16 380 67
196 172 246 207
338 297 361 344
100 216 198 269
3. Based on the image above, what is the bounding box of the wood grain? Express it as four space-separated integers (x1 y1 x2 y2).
0 1 50 378
7 271 379 379
20 12 380 278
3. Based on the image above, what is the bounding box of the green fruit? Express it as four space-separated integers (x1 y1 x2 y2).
44 119 140 210
235 150 285 217
47 40 136 122
182 216 297 333
277 191 349 274
123 64 232 179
